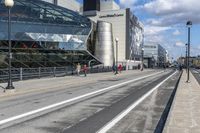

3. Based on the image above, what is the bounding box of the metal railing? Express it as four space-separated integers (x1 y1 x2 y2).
0 66 128 83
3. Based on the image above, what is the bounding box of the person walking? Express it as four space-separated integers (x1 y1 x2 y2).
76 63 81 76
118 64 122 73
83 64 88 77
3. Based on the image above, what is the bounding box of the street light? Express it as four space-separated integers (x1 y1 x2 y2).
71 51 74 75
186 21 192 82
115 37 119 75
185 43 187 72
141 48 144 71
5 0 15 89
151 53 154 68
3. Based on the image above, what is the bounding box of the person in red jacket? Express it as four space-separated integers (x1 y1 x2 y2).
83 64 88 77
118 64 122 73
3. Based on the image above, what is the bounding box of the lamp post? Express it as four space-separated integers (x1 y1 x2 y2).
186 21 192 82
151 53 154 68
141 48 144 71
5 0 15 90
115 37 119 75
185 43 187 72
71 51 74 75
88 59 96 73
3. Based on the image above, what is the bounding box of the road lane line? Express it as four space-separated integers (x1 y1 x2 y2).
193 70 199 74
97 71 177 133
0 71 166 126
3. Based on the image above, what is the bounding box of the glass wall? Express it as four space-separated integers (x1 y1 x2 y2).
0 0 100 68
0 0 91 50
129 13 144 61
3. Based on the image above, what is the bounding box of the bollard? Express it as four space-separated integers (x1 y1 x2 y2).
20 67 23 80
38 67 41 79
66 67 68 75
53 67 56 77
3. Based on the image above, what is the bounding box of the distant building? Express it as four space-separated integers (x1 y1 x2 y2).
143 44 167 67
165 50 169 63
177 57 185 66
193 56 200 68
178 56 200 68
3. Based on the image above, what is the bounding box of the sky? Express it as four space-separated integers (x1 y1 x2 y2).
78 0 200 59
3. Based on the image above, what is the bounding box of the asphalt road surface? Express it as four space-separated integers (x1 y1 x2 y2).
0 70 181 133
192 69 200 85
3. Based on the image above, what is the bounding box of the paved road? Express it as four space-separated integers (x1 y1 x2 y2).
0 70 181 133
192 69 200 85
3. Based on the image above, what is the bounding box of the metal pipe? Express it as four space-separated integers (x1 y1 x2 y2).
115 40 118 74
187 27 190 82
185 43 187 73
6 7 14 89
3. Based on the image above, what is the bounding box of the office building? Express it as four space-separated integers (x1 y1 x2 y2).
0 0 100 68
83 0 144 67
143 44 167 67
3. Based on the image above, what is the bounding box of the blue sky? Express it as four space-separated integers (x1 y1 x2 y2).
77 0 200 59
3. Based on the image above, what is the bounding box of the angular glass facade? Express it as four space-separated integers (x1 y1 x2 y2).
129 12 144 61
0 0 100 68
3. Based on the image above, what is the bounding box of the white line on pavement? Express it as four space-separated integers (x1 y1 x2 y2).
193 70 199 74
0 71 165 126
97 71 177 133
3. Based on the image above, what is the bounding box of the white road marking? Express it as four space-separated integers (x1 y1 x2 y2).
193 70 199 74
97 71 177 133
0 71 165 126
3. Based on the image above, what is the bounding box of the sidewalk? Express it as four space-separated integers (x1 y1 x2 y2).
0 70 154 99
163 70 200 133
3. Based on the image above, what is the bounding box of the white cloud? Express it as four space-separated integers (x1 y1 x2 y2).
141 0 200 26
144 25 170 35
173 30 181 36
145 35 164 44
191 46 200 56
175 41 185 47
144 25 171 45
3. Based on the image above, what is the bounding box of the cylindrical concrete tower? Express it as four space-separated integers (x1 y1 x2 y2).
95 21 114 66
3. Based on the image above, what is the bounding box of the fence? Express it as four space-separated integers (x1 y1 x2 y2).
0 66 119 83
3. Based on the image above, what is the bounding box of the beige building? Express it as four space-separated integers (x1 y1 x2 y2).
84 9 144 63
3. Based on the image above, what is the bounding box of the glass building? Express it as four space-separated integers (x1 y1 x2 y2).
0 0 100 68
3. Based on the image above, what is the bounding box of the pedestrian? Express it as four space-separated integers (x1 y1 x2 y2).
138 64 140 70
118 64 122 73
76 63 81 76
140 63 143 71
83 64 88 77
112 65 116 73
163 64 166 72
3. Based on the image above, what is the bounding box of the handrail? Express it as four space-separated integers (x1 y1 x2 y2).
0 65 125 83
